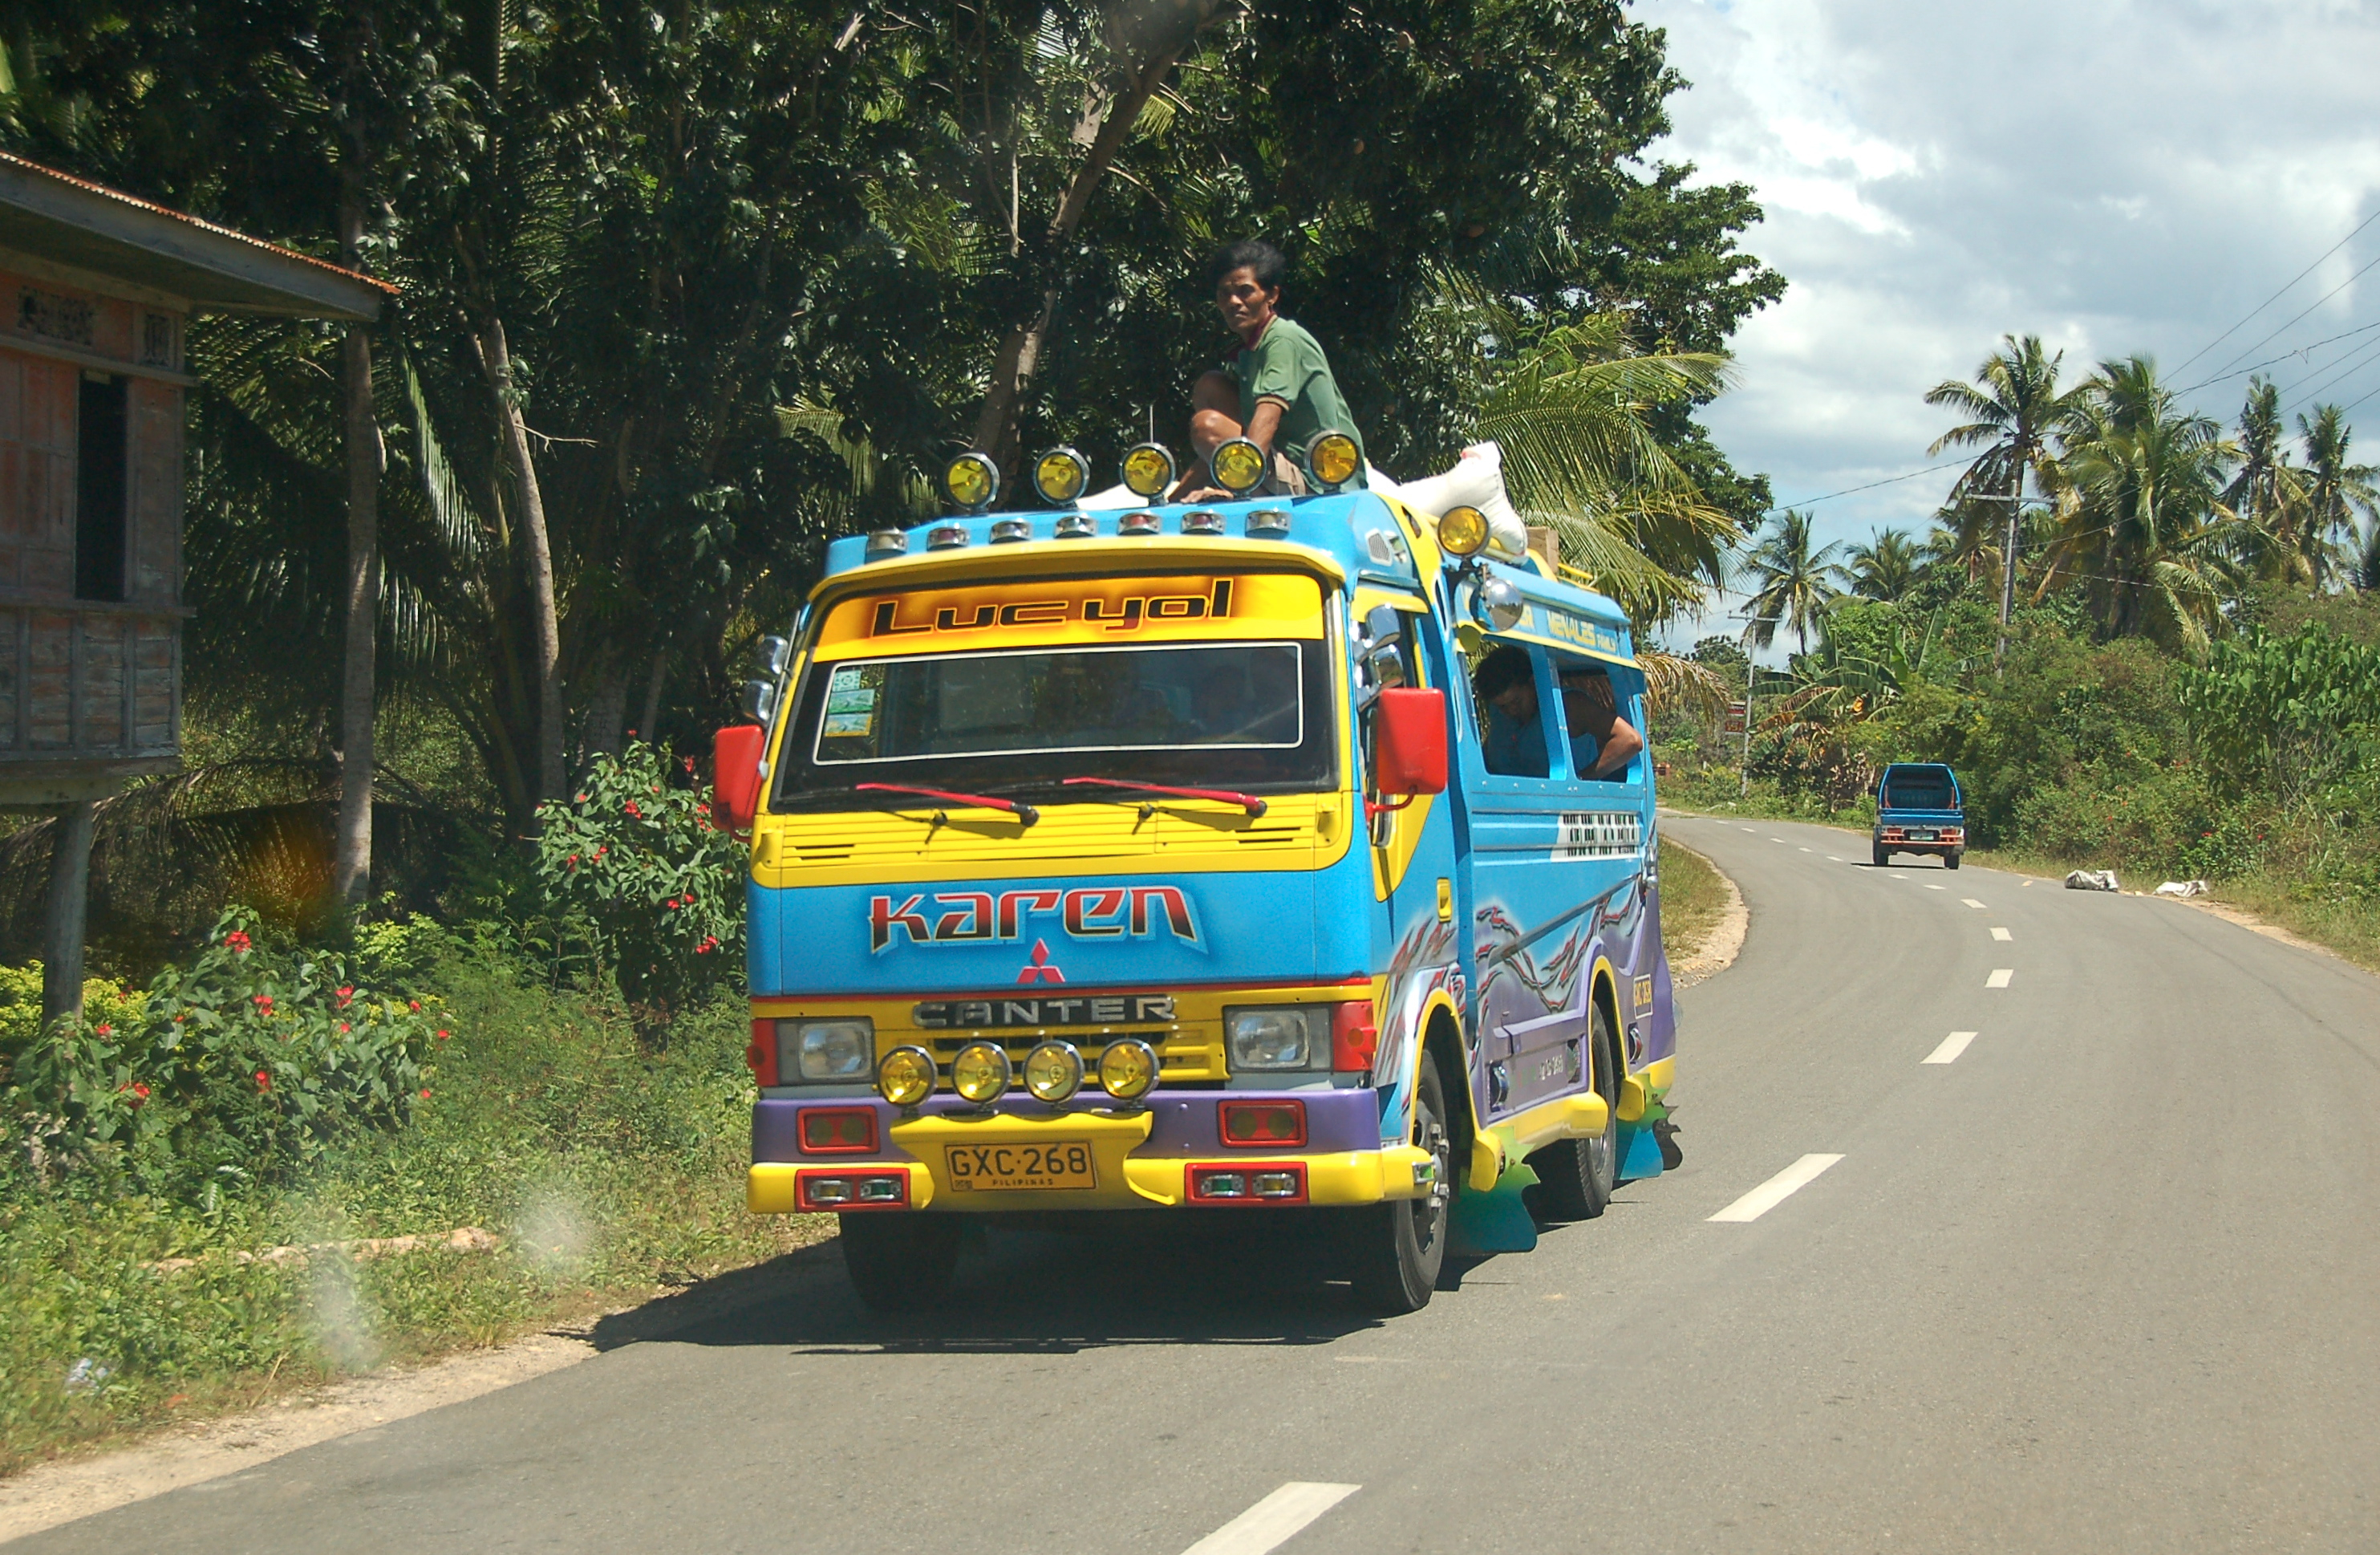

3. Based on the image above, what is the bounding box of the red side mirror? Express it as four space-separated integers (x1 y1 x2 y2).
1372 688 1449 796
712 725 766 831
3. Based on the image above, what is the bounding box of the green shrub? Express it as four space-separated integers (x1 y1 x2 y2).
532 741 745 1023
5 910 441 1199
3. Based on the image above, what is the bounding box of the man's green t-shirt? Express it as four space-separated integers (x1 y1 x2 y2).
1230 317 1367 484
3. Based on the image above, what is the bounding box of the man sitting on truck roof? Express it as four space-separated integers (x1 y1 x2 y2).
1473 646 1644 782
1173 239 1367 501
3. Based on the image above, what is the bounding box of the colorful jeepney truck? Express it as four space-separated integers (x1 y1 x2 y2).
714 445 1678 1313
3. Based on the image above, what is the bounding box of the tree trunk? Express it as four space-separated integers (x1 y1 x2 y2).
41 800 97 1029
638 648 668 744
968 10 1218 464
474 315 566 803
334 315 382 904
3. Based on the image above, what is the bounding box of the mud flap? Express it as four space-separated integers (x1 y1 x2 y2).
1616 1123 1665 1180
1449 1159 1540 1255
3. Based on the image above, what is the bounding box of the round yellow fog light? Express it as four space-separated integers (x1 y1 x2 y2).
1097 1037 1160 1102
1307 430 1360 491
1024 1041 1085 1103
1033 446 1089 505
1210 437 1267 495
1437 503 1489 557
1121 442 1177 498
876 1045 937 1107
943 451 999 512
951 1041 1012 1103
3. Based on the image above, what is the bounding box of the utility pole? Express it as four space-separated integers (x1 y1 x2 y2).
1727 613 1776 798
1967 488 2033 670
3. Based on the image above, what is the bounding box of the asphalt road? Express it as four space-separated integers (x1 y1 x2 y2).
22 814 2380 1553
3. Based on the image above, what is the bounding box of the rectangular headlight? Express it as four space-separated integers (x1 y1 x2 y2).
1223 1005 1328 1071
777 1018 875 1083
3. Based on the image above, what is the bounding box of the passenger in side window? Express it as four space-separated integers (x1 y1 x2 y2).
1471 646 1644 781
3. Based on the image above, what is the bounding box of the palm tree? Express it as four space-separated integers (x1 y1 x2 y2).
2293 404 2380 590
1924 334 2082 600
2224 378 2309 583
1463 311 1740 624
2358 522 2380 593
1846 528 1923 601
2036 356 2245 652
1741 510 1848 655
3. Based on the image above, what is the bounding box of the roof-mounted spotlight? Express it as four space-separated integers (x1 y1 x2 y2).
926 524 971 550
864 529 910 560
1181 510 1226 535
1118 511 1162 536
1055 513 1097 539
942 451 999 514
1032 447 1090 506
1437 504 1489 558
1304 430 1361 493
989 518 1032 544
1120 442 1177 501
1245 509 1291 538
1210 436 1268 497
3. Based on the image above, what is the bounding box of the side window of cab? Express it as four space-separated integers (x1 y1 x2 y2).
1466 639 1563 780
1543 650 1648 786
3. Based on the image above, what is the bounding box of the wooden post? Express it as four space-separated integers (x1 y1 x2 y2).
41 799 97 1027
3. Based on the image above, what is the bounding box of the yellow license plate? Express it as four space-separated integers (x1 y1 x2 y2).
946 1141 1097 1192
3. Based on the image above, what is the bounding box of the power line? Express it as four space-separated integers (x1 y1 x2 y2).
1767 457 1974 513
2200 249 2380 383
2281 333 2380 415
2172 207 2380 377
2177 318 2380 394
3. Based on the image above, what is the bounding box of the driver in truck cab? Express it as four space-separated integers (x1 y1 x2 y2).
1473 644 1644 781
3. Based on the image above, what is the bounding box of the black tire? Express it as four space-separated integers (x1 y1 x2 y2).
1526 1004 1620 1220
1945 850 1964 871
1347 1054 1453 1314
1872 843 1890 867
838 1212 962 1313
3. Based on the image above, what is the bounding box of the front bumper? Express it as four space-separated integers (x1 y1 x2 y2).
748 1090 1436 1213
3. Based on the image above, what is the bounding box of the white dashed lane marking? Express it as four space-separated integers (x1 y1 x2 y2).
1181 1484 1363 1555
1924 883 1944 891
1800 847 1813 853
1992 927 2013 941
1709 1155 1846 1223
1924 1031 1979 1064
1987 968 2014 989
1963 898 1988 908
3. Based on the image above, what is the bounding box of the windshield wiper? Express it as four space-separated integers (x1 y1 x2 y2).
1060 777 1268 817
853 782 1039 826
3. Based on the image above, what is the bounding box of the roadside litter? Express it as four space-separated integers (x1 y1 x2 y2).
2155 879 2209 898
2065 869 2121 891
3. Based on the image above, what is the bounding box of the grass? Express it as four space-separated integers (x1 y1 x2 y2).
1658 837 1729 963
0 947 833 1479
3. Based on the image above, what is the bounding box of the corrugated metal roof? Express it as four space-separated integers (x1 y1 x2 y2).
0 152 393 322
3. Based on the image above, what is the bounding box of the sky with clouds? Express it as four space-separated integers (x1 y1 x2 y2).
1640 0 2380 651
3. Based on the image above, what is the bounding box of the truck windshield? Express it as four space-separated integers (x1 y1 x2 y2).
1882 772 1955 810
772 640 1336 809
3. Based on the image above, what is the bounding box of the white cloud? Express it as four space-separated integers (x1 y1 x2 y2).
1642 0 2380 652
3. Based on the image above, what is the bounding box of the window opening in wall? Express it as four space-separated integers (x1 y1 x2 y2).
75 371 129 603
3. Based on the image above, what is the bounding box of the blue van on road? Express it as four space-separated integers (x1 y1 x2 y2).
1873 762 1965 869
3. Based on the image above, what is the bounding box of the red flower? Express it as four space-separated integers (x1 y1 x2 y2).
695 802 710 817
120 1081 148 1106
252 994 274 1012
254 1070 272 1093
335 985 354 1008
666 898 681 910
575 793 590 804
624 799 643 818
224 930 252 954
567 853 580 869
338 1021 350 1034
436 1029 449 1041
683 757 696 773
408 1000 421 1013
419 1088 432 1100
594 847 608 859
94 1023 111 1036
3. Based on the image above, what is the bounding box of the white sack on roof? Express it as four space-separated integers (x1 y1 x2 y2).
1368 442 1529 559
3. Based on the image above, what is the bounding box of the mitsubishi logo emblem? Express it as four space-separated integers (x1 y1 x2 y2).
1016 939 1066 985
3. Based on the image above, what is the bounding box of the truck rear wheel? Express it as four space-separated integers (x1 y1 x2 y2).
1347 1057 1451 1313
1945 849 1963 870
1872 843 1890 867
1527 1004 1619 1220
839 1212 962 1313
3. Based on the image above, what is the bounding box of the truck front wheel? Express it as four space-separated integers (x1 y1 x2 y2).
1346 1057 1452 1313
839 1212 962 1313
